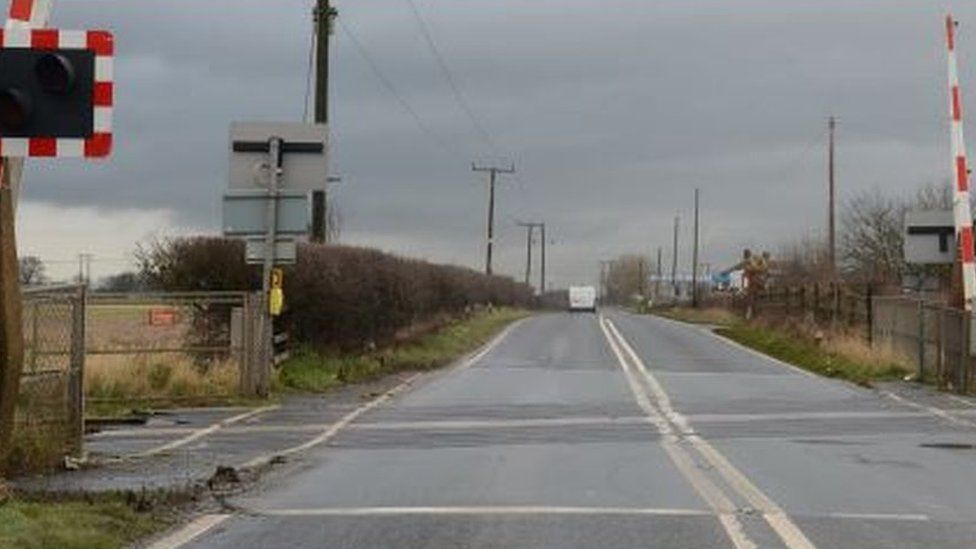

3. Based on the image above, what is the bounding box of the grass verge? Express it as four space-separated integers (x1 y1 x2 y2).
0 493 174 549
651 306 738 327
715 322 909 386
278 308 530 392
85 356 240 413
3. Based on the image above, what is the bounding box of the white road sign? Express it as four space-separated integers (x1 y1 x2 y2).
229 122 328 192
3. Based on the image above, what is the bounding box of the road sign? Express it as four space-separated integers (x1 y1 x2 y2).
229 122 327 191
0 29 114 157
905 210 956 265
245 237 297 265
222 191 309 236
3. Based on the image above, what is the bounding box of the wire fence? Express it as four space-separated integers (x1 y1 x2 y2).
744 284 975 394
10 285 85 473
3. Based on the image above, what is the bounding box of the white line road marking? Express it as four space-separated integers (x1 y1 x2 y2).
598 316 755 549
880 390 976 429
134 405 280 458
945 394 976 409
240 318 521 470
249 506 931 522
96 409 936 440
239 373 423 470
256 506 711 517
145 513 231 549
352 416 649 431
686 411 930 423
96 416 653 439
652 314 820 380
601 315 818 549
456 317 525 371
825 512 930 522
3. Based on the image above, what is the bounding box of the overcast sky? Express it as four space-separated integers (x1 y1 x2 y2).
15 0 976 285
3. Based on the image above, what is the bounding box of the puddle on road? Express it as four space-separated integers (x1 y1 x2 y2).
790 438 868 446
920 442 976 450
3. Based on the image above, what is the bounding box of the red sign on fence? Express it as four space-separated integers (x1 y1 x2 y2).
147 308 179 327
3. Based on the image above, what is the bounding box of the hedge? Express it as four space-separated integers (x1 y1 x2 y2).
137 237 534 349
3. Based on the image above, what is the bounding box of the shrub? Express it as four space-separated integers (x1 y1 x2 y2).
137 237 534 350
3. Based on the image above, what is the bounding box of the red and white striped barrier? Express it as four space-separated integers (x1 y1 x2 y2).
0 28 114 157
947 14 976 311
6 0 50 30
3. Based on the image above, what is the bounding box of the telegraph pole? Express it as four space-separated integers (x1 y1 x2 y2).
0 163 24 464
692 189 701 307
828 116 836 278
656 247 663 301
0 0 54 466
540 222 547 294
472 163 515 275
599 259 613 302
77 254 93 286
671 215 680 297
516 221 535 286
311 0 338 243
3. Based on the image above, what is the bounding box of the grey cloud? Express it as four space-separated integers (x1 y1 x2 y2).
16 0 976 287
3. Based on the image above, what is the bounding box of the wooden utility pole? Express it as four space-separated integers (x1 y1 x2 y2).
599 259 613 302
311 0 338 243
516 222 535 287
828 116 837 278
540 223 547 294
472 163 515 275
656 247 663 301
0 165 24 462
692 188 701 307
0 0 54 466
671 215 680 297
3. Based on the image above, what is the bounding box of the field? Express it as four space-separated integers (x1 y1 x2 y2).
83 302 242 415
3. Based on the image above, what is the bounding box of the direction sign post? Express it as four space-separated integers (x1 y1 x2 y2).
224 122 325 397
253 137 283 397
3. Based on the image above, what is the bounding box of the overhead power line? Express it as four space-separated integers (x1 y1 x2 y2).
338 18 467 161
401 0 502 156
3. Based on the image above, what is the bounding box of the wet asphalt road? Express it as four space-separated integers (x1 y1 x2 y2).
181 311 976 548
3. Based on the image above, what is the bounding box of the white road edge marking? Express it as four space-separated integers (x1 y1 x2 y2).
256 506 710 517
145 513 231 549
650 312 820 380
239 317 522 470
602 315 819 549
597 316 756 549
879 390 976 429
646 312 976 433
135 405 281 458
826 512 930 522
946 394 976 409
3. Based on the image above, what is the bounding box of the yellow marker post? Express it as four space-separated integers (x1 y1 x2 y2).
269 268 284 317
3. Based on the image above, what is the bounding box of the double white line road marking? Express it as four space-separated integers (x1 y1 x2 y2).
599 314 816 549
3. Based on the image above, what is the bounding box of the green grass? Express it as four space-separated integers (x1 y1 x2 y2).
651 306 738 327
715 322 908 387
0 494 172 549
278 308 530 392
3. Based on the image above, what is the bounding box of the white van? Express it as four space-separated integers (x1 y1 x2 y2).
568 286 597 312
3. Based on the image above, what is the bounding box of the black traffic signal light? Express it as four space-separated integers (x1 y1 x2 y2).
0 47 95 138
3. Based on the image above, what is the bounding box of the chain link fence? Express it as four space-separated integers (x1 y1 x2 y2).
9 285 85 473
